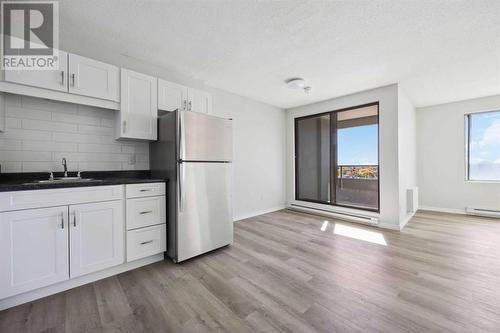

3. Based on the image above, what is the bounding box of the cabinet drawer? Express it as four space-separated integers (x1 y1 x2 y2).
127 224 166 262
0 185 123 212
126 196 166 230
126 183 165 198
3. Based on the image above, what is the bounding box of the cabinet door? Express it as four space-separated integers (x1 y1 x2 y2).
3 51 68 92
118 68 158 140
0 206 69 299
69 200 124 278
188 88 212 114
68 54 119 101
158 79 188 111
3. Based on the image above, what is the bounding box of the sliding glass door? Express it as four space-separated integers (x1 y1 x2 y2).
295 103 379 211
295 113 331 203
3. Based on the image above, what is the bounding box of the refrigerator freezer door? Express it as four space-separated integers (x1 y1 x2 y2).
177 162 233 262
179 111 232 162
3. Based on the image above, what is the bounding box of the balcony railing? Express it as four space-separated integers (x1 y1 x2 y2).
336 165 378 210
337 164 378 179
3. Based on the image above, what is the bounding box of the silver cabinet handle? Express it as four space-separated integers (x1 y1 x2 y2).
122 120 127 133
72 211 77 227
71 73 76 87
60 71 65 85
139 189 151 192
188 101 192 111
60 213 64 229
139 210 153 215
140 240 153 245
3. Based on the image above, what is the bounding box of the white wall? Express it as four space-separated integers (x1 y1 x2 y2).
397 87 417 227
59 40 286 220
210 91 286 220
417 94 500 213
0 94 148 172
286 84 402 229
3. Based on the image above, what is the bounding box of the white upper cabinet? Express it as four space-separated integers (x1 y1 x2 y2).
0 206 69 299
69 200 124 278
188 88 212 114
118 68 158 141
68 54 120 101
158 79 212 114
158 79 188 111
4 50 69 92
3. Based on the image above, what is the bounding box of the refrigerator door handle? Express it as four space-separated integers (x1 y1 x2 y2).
179 161 185 212
178 111 185 160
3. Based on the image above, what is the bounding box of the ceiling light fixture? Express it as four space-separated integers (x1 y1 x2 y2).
286 78 312 94
286 78 306 89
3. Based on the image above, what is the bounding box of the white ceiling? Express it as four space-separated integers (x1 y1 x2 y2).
59 0 500 109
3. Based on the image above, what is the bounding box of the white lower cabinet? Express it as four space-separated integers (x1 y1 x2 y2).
127 224 166 262
0 184 166 305
125 183 167 262
0 206 69 299
69 200 124 278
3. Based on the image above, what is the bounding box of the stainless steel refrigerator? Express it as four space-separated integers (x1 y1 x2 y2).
150 110 233 263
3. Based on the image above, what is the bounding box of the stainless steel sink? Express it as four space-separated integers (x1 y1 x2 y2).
24 177 102 185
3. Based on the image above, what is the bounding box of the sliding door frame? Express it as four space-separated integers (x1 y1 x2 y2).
294 101 380 213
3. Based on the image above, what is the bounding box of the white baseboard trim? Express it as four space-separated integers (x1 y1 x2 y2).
0 254 164 311
418 205 466 215
399 211 416 230
233 205 286 222
376 222 401 230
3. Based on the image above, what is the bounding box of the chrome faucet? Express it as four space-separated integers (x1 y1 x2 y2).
62 158 68 177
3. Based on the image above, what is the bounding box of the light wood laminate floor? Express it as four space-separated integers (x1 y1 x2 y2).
1 209 499 332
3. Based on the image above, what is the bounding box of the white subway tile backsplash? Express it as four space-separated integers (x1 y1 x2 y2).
23 119 78 133
1 151 52 162
21 96 78 114
0 139 22 151
0 162 22 173
5 94 21 107
78 104 114 119
0 94 149 172
78 162 122 171
52 113 101 126
78 143 121 153
22 162 58 173
101 118 114 128
23 140 77 152
6 118 22 129
7 106 52 120
52 132 101 144
1 128 52 141
78 124 112 135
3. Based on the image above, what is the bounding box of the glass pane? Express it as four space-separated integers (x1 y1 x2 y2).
336 105 379 210
296 114 331 203
469 111 500 180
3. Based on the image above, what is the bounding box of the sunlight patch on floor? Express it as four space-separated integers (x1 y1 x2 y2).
333 223 387 246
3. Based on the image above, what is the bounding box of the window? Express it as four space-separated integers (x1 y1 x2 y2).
295 103 379 211
466 110 500 181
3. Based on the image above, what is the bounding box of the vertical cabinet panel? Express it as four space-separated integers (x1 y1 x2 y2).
158 79 188 111
4 51 68 92
68 54 120 101
188 88 212 114
0 206 69 298
118 68 158 140
69 200 124 278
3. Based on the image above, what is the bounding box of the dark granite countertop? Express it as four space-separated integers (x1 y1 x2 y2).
0 170 167 192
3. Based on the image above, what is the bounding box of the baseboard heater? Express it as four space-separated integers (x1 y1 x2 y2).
289 203 379 226
466 207 500 218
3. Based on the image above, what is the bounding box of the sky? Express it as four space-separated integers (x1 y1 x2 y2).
469 111 500 180
337 124 378 165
